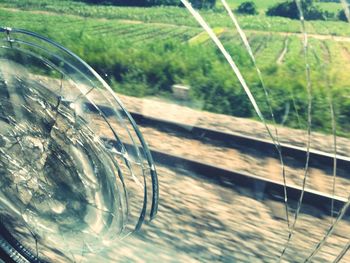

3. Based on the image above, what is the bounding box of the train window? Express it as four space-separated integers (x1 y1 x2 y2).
0 0 349 262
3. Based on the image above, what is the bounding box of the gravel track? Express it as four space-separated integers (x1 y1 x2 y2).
137 125 350 198
119 94 350 158
87 165 350 263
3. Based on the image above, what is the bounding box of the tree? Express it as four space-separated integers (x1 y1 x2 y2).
266 0 326 21
236 2 258 15
338 9 349 22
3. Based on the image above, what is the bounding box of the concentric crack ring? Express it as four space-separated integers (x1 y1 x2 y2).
0 27 158 262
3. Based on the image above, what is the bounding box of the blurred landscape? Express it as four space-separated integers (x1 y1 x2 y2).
2 0 350 135
1 0 350 262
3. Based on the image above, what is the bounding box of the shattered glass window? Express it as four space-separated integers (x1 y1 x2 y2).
0 0 349 262
0 28 158 262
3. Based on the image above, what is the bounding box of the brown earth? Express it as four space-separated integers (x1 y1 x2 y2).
84 165 350 262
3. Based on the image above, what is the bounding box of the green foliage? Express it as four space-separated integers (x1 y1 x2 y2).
266 0 328 21
338 9 348 22
2 2 350 135
73 0 216 8
188 0 216 9
236 1 258 15
73 0 179 7
3 0 350 36
319 0 349 2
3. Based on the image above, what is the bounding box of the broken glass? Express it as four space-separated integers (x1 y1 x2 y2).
0 27 158 262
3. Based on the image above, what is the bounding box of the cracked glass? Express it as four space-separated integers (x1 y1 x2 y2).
0 0 350 262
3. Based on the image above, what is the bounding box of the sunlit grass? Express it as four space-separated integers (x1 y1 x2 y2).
2 1 350 135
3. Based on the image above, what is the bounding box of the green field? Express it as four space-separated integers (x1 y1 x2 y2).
1 0 350 136
1 0 350 35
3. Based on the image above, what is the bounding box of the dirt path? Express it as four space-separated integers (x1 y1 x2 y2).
3 6 350 43
277 36 289 64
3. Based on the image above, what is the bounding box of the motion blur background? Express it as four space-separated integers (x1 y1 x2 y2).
1 0 350 262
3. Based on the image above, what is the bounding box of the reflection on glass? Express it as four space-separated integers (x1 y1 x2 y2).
0 28 158 262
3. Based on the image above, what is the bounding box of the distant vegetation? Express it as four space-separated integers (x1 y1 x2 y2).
236 1 258 15
319 0 349 2
74 0 216 8
338 9 349 22
266 0 329 20
1 0 350 135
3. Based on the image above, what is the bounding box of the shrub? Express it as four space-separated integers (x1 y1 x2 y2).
338 9 349 22
236 1 258 15
266 1 299 19
266 0 326 21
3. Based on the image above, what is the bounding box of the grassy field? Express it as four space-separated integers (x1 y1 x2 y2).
1 0 350 136
1 0 350 35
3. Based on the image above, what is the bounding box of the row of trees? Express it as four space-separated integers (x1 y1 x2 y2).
266 0 336 20
75 0 216 8
319 0 349 2
266 0 325 20
236 0 349 22
266 0 349 22
76 0 348 21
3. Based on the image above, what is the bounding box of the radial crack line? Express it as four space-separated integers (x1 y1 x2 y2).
181 1 263 121
333 240 350 263
220 0 291 230
279 0 313 260
304 196 350 262
305 32 338 222
180 1 282 147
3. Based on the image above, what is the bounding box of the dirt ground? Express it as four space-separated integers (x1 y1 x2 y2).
85 165 350 263
118 94 350 157
116 94 350 199
136 125 350 198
